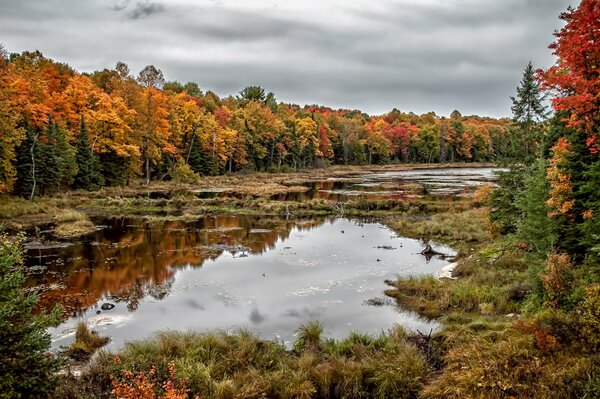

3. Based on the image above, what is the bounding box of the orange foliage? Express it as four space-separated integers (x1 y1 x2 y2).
111 359 190 399
546 138 575 216
513 319 561 353
540 252 572 309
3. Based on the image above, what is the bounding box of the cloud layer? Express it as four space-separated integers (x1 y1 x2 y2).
0 0 576 117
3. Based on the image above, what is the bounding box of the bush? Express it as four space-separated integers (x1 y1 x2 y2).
540 252 574 309
579 284 600 352
0 233 62 398
171 163 200 184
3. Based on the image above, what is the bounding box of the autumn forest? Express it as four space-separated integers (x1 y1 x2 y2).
0 47 523 197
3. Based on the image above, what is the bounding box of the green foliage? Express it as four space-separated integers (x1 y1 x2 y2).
515 158 556 254
0 233 62 398
510 61 548 160
13 126 39 198
13 119 77 198
578 284 600 353
238 85 266 102
73 117 102 190
171 162 200 184
489 167 526 234
99 150 129 186
187 135 219 176
413 125 440 163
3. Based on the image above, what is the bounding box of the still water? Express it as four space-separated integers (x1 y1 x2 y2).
25 216 454 350
271 167 504 201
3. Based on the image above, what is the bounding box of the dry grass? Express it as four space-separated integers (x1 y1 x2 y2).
54 219 95 238
63 322 109 361
385 208 494 246
53 210 95 238
54 209 88 223
53 324 429 399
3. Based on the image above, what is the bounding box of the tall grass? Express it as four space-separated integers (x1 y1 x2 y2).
54 324 428 399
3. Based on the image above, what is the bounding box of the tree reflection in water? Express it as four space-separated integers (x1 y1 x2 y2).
25 215 326 316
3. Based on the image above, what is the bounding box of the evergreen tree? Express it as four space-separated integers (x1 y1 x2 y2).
73 117 96 190
0 233 62 398
98 150 128 187
515 159 556 254
36 119 75 196
13 126 39 199
488 167 526 235
187 134 203 175
511 62 548 159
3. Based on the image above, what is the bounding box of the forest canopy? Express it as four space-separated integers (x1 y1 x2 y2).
0 47 519 196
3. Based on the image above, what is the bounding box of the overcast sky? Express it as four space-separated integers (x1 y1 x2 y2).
0 0 576 117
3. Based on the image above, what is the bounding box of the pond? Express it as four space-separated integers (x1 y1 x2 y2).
24 215 455 350
271 167 504 201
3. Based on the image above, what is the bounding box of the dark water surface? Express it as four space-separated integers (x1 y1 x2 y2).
25 216 454 350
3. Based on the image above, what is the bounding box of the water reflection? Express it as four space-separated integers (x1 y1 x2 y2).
26 216 323 315
25 216 454 349
271 167 505 201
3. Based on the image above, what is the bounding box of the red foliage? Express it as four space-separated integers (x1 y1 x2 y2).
111 359 190 399
513 319 561 353
540 0 600 133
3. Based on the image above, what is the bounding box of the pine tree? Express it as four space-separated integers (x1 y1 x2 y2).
73 117 100 190
0 233 62 397
53 122 77 190
187 133 203 174
511 62 548 159
98 150 128 187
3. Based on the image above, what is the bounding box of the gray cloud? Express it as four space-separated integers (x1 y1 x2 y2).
0 0 577 117
127 1 165 19
110 1 130 12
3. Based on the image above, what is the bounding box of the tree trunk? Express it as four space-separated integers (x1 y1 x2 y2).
186 133 196 164
29 132 38 200
145 155 150 185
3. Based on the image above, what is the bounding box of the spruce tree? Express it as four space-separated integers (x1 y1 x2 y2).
73 117 99 190
36 119 64 196
511 62 548 159
99 150 127 186
0 233 62 397
515 159 556 254
187 134 203 174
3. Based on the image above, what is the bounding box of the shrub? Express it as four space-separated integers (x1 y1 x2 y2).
111 360 189 399
579 284 600 352
540 252 573 309
171 163 200 185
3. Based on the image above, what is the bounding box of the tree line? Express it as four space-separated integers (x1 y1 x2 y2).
0 48 529 197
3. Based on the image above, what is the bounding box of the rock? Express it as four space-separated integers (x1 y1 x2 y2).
435 262 458 280
100 302 115 311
